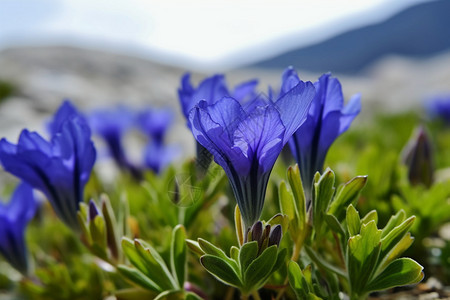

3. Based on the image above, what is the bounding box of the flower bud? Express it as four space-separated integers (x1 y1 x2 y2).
401 126 434 188
251 221 263 243
268 225 282 247
89 199 100 221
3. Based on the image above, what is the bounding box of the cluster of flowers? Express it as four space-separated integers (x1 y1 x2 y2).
0 67 361 275
89 105 179 177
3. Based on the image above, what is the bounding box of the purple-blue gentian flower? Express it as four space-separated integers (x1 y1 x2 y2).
0 183 37 274
425 95 450 123
285 69 361 199
143 141 180 174
137 108 174 146
0 101 96 229
138 108 178 173
188 80 315 228
89 106 133 170
178 73 258 119
179 73 258 173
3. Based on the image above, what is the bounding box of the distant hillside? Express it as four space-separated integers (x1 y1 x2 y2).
251 0 450 74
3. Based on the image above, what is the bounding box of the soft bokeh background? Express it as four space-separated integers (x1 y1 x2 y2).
0 0 449 153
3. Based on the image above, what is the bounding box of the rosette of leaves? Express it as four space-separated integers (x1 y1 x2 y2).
298 205 423 300
189 209 288 298
279 164 368 259
116 225 201 300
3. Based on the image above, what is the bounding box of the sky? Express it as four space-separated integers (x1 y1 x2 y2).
0 0 430 71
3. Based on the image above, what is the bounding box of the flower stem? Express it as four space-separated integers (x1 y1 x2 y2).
251 290 262 300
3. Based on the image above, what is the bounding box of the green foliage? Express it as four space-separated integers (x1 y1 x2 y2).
3 109 450 299
116 225 191 299
194 212 287 297
280 165 424 300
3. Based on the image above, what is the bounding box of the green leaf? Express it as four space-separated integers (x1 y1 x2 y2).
239 241 258 275
366 258 423 292
77 210 92 246
328 176 368 222
185 292 204 300
101 194 119 260
325 214 345 237
117 265 162 292
307 293 323 300
170 225 187 288
304 246 346 278
243 245 278 291
153 290 182 300
379 216 415 262
134 239 177 290
186 239 203 256
287 165 306 232
90 215 107 249
381 210 406 238
361 210 378 226
267 213 290 236
200 255 242 288
235 205 245 247
197 238 238 271
346 205 361 236
230 246 240 263
273 248 288 273
313 169 335 235
279 181 296 222
122 238 148 277
379 233 414 270
279 181 300 237
288 261 309 299
347 221 382 294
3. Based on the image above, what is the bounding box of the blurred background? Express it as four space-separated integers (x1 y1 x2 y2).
0 0 449 151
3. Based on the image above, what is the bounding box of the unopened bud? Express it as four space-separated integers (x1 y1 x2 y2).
268 225 282 247
401 126 434 188
251 221 263 242
263 224 271 240
89 199 99 221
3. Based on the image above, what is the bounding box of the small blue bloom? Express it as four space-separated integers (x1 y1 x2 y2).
0 183 38 274
137 107 174 146
188 80 315 228
425 94 450 123
178 73 258 120
143 141 180 174
89 106 136 173
286 69 361 198
0 101 96 229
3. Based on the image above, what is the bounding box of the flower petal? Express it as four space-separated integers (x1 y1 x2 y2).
339 93 361 134
275 80 316 144
234 105 285 174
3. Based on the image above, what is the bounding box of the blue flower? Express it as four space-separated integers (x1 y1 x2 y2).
188 80 315 228
425 94 450 123
143 141 180 174
178 73 258 119
0 183 38 274
137 107 174 146
286 69 361 198
89 105 134 172
179 73 258 174
0 101 96 229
